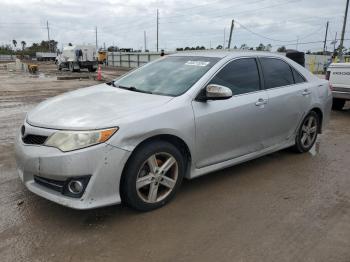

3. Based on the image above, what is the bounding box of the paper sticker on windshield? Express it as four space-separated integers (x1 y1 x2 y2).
185 61 210 67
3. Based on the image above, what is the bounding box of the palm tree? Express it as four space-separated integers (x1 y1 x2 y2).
12 39 17 48
21 41 26 51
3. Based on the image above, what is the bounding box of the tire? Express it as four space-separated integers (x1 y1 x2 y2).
293 111 319 153
332 98 345 111
69 62 74 72
88 66 97 72
121 140 185 211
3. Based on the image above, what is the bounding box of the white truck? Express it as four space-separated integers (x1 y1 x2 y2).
56 45 98 72
327 63 350 110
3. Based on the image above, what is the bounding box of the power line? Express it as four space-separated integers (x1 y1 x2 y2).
235 20 325 43
162 0 301 24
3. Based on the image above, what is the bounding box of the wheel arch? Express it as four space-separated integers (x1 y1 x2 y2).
310 107 323 133
119 134 193 194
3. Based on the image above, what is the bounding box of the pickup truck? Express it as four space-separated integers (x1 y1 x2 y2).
327 63 350 110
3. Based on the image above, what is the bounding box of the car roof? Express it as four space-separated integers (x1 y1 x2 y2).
169 50 286 59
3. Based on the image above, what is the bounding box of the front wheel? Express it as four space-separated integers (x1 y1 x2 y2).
121 141 185 211
293 111 319 153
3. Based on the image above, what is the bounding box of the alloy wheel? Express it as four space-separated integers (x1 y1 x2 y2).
136 152 178 203
300 115 318 148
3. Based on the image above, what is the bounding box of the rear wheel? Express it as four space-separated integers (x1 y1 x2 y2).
332 98 345 111
121 141 185 211
293 111 319 153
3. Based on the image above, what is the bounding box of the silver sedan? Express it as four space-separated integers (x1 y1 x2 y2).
15 51 332 211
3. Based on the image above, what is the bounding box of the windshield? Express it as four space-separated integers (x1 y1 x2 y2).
114 56 220 96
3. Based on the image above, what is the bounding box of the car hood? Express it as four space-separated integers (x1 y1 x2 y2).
27 84 173 130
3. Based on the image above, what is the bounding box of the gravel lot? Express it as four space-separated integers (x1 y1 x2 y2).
0 63 350 262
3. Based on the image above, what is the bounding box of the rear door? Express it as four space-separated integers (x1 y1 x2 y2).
192 57 269 168
259 57 310 148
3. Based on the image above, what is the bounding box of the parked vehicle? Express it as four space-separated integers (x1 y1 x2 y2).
56 45 98 72
36 52 57 61
15 52 332 211
326 63 350 110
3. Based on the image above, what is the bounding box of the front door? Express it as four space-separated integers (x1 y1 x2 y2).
192 58 269 168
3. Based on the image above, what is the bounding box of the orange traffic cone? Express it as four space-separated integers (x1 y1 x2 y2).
97 64 102 81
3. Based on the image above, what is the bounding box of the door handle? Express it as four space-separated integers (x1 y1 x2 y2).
255 98 268 106
302 89 311 96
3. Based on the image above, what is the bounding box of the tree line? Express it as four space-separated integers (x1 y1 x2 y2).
0 40 58 56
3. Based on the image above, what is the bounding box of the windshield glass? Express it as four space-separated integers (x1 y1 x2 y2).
114 56 220 96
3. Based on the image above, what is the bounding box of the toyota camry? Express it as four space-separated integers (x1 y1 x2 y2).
15 51 332 211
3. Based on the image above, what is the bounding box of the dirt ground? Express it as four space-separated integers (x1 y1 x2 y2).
0 62 350 262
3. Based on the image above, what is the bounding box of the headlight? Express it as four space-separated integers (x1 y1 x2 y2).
44 127 118 152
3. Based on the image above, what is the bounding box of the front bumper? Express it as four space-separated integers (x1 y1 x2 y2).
14 127 131 209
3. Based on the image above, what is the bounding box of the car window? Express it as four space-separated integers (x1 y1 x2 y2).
291 67 306 84
260 57 294 89
209 58 260 95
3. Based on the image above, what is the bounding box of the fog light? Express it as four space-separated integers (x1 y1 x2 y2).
67 180 84 195
62 175 91 198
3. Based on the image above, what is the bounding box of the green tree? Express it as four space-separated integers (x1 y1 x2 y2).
0 44 14 55
277 46 286 52
240 43 248 49
256 43 265 51
21 41 26 51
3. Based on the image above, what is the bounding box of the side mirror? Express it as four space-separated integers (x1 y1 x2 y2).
203 84 232 100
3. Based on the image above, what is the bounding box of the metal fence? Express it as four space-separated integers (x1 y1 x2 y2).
106 51 331 74
107 52 167 68
0 55 16 61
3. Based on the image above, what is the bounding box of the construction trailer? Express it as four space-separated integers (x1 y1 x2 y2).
36 52 57 61
56 45 98 72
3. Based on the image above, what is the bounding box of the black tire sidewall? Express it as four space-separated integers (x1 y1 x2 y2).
295 111 319 153
121 141 185 211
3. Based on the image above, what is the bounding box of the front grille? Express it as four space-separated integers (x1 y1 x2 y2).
22 134 48 145
34 175 65 193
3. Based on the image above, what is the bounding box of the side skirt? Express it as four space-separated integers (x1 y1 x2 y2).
189 140 294 179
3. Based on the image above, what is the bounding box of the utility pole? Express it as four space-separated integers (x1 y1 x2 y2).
95 26 98 50
46 21 50 52
223 28 226 49
323 21 329 53
296 36 299 50
228 19 234 49
144 31 147 51
333 32 338 53
156 9 159 52
339 0 349 61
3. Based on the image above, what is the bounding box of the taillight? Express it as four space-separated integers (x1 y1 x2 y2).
325 71 330 80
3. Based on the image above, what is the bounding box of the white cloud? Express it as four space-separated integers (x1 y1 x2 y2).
0 0 347 52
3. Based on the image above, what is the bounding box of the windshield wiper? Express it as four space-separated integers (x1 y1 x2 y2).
115 84 153 94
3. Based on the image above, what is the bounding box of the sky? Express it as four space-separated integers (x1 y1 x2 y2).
0 0 348 52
